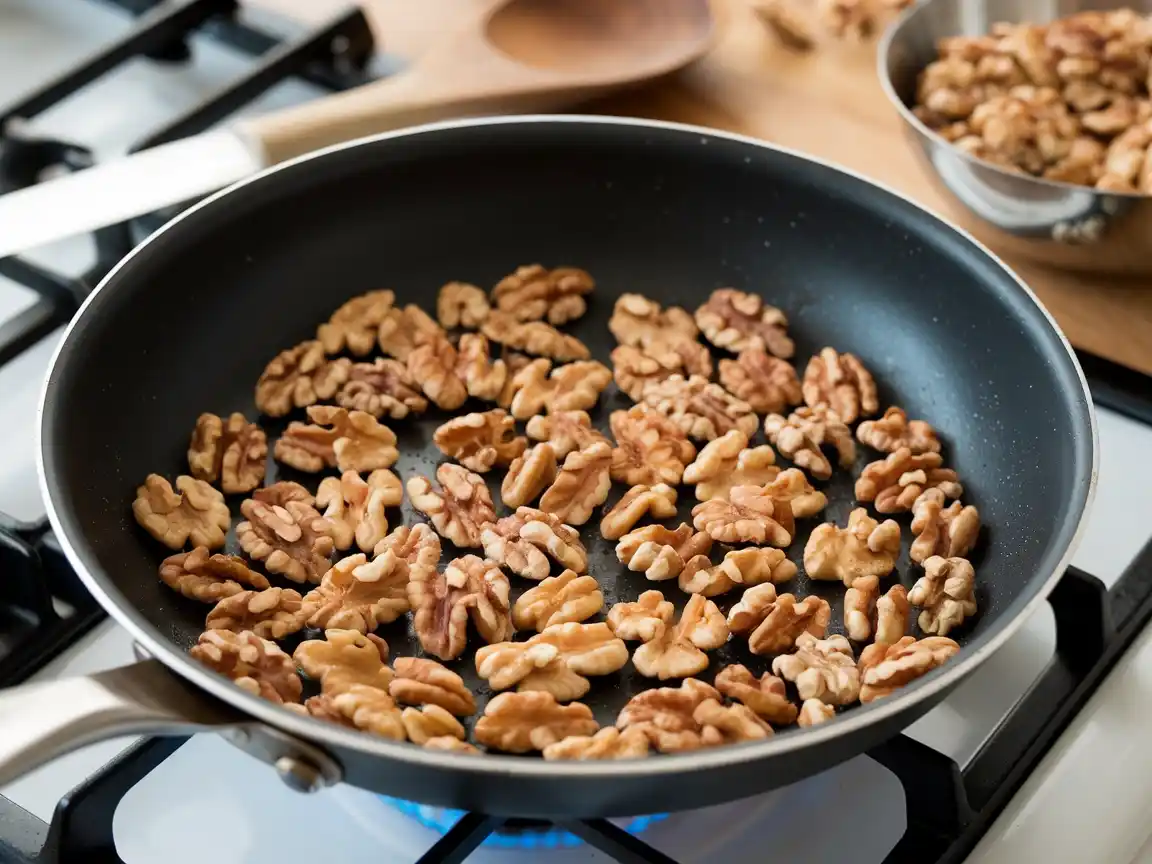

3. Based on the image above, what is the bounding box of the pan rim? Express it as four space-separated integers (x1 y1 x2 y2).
37 114 1098 782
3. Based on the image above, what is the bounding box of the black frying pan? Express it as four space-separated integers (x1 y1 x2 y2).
0 117 1095 818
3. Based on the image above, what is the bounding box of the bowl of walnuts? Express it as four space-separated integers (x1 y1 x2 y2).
880 0 1152 274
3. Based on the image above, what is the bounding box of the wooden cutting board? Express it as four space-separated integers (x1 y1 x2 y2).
255 0 1152 375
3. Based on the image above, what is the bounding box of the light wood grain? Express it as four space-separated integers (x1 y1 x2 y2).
254 0 1152 374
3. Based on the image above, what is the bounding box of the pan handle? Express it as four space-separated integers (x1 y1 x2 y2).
0 659 243 787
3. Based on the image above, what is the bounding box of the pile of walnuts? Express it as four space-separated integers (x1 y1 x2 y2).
132 266 980 760
913 9 1152 193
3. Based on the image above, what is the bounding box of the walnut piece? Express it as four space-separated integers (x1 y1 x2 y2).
728 584 832 654
433 409 527 473
763 405 856 480
252 481 314 508
762 468 828 518
682 430 779 501
187 412 266 494
437 281 490 329
206 587 307 640
408 554 512 660
715 664 798 725
336 357 428 419
501 443 558 509
455 333 508 401
255 340 348 417
772 631 860 704
692 485 794 546
876 583 911 645
712 546 798 588
491 264 594 325
802 347 879 424
424 737 481 754
482 507 587 580
608 293 698 349
526 410 610 459
693 700 773 743
316 469 400 552
407 463 497 548
317 290 395 356
856 448 962 513
482 310 590 361
607 590 675 641
402 704 466 744
616 679 723 753
616 523 713 581
294 629 392 695
611 343 712 401
600 483 678 540
632 594 730 680
190 629 301 704
543 727 651 760
609 405 697 486
798 699 836 727
133 474 230 551
330 684 405 739
274 405 398 473
858 636 960 703
804 508 901 585
642 374 759 441
910 491 981 564
857 406 941 454
474 691 599 754
477 622 627 701
844 574 881 642
718 348 803 415
676 555 734 597
499 358 551 417
377 304 444 361
159 547 269 602
909 556 977 636
513 569 604 631
303 550 413 632
408 334 468 410
538 442 613 526
696 288 794 358
236 498 334 584
390 656 476 716
373 522 442 566
502 360 613 419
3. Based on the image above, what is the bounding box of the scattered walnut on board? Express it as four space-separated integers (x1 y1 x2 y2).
407 463 497 548
390 657 477 716
600 483 678 540
513 569 604 631
609 404 697 486
715 664 799 725
190 629 301 704
763 405 856 480
856 447 962 513
330 684 406 739
858 636 960 703
433 409 527 473
455 333 508 402
377 304 444 362
804 507 901 585
474 691 599 754
437 281 490 329
772 631 860 705
642 374 759 441
543 726 651 760
336 357 429 419
408 554 512 661
682 430 779 501
909 556 978 636
482 507 588 580
616 523 713 582
538 441 613 526
608 293 699 349
910 490 980 564
303 550 415 632
274 405 398 473
728 583 832 655
718 347 803 414
159 547 269 602
844 576 910 643
490 264 594 326
373 522 442 567
133 474 230 550
294 629 393 695
857 406 941 454
526 410 610 459
235 498 334 584
255 339 348 417
630 594 730 680
408 333 468 410
315 469 400 552
615 679 723 753
798 699 836 727
695 288 794 358
692 484 794 546
316 290 395 356
802 348 879 424
501 442 558 509
205 586 307 641
482 310 590 361
187 412 266 494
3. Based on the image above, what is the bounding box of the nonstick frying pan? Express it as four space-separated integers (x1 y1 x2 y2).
1 117 1095 818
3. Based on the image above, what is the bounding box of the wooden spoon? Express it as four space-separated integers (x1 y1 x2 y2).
245 0 715 163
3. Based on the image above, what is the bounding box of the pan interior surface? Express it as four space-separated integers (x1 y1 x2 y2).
41 118 1093 796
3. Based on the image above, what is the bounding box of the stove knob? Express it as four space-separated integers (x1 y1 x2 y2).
274 754 329 794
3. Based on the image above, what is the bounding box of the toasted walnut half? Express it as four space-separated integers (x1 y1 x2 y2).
455 333 508 401
408 555 512 660
876 583 910 645
475 642 590 701
762 468 828 519
856 448 962 514
316 469 400 552
844 575 881 642
616 679 723 753
719 348 803 415
206 587 307 640
513 569 604 631
330 684 406 739
857 406 941 454
424 737 481 754
501 443 558 509
437 281 490 329
694 700 774 743
159 547 269 602
616 524 713 581
402 704 466 744
692 485 794 546
715 664 798 725
377 304 445 361
433 409 527 473
910 491 980 564
294 629 392 695
539 442 613 526
252 481 314 508
642 375 758 442
303 550 414 632
482 507 587 580
600 483 678 540
491 264 594 325
677 556 734 597
632 594 730 680
728 584 832 655
373 522 442 566
763 405 855 480
608 293 698 349
255 340 348 418
502 360 613 419
317 290 395 356
482 311 590 361
713 547 798 588
858 636 960 703
772 631 860 704
695 288 794 358
275 405 398 473
407 463 497 548
474 691 599 754
526 410 609 459
336 358 428 419
133 474 230 551
910 556 977 636
409 334 468 410
804 508 901 585
607 590 675 641
682 430 779 501
798 699 836 727
187 412 266 494
801 347 879 424
236 498 334 584
391 657 476 716
611 343 712 401
609 405 697 487
190 629 300 704
543 726 651 760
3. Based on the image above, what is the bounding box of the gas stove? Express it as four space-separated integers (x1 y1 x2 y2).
2 2 1152 863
